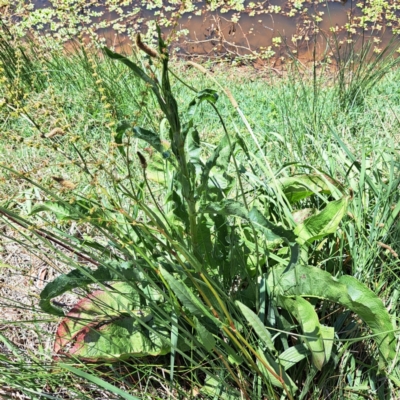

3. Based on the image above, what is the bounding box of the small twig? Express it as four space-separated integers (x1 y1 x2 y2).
377 241 398 258
236 21 252 51
185 38 220 45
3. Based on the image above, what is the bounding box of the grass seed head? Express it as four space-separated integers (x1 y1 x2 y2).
136 33 159 58
137 151 147 169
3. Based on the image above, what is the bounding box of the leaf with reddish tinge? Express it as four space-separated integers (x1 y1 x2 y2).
54 282 170 361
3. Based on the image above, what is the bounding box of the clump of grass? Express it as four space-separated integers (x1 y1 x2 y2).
329 33 400 112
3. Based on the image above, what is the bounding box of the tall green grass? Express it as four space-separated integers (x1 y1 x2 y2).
0 27 399 399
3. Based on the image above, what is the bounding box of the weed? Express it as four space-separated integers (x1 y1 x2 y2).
0 26 400 400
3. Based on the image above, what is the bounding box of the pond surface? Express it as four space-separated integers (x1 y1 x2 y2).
6 0 400 62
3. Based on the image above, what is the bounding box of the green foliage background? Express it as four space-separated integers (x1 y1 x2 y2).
0 10 400 399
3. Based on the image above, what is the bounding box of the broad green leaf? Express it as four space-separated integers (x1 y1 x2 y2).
205 135 233 171
40 262 143 316
294 197 349 245
278 174 340 203
166 189 189 224
279 295 325 370
201 199 245 218
268 265 396 369
207 172 234 195
133 126 170 157
201 199 248 219
159 267 216 322
278 344 310 371
257 349 298 393
55 282 170 361
187 89 218 119
236 301 275 353
248 207 297 244
203 200 299 271
186 124 202 176
201 134 236 192
203 200 297 244
194 317 215 352
30 201 82 221
320 324 334 364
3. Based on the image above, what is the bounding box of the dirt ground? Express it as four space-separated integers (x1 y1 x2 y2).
0 225 78 359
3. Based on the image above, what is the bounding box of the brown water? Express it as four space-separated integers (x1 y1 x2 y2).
25 1 400 62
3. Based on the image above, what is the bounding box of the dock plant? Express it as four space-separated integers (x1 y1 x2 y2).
0 28 399 399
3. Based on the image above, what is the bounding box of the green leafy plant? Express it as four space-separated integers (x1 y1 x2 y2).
0 28 399 399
